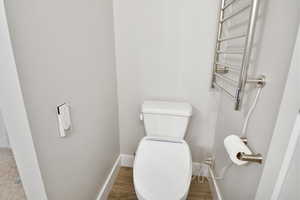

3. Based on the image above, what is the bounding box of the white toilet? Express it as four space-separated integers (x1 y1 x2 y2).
133 101 193 200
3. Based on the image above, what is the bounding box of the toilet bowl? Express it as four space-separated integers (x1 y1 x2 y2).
133 101 193 200
134 136 192 200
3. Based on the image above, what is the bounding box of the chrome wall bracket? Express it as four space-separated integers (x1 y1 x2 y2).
237 152 263 164
240 137 248 144
237 136 263 164
235 74 266 110
216 67 229 74
204 157 215 167
246 75 266 88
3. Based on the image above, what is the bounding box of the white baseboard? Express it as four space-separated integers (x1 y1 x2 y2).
96 154 210 200
0 144 10 148
96 155 121 200
208 179 219 200
120 154 134 167
120 154 208 176
192 162 209 177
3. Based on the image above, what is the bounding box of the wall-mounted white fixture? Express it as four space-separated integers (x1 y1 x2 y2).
57 103 71 137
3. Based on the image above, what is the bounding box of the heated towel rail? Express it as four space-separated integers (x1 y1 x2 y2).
211 0 265 110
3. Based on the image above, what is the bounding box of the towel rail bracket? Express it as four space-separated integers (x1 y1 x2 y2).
247 75 266 88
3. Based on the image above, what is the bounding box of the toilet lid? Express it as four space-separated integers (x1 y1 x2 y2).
133 137 192 200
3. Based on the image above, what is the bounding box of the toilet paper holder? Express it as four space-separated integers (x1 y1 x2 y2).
237 152 263 164
237 137 263 164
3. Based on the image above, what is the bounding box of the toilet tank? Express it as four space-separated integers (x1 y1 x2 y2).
141 101 192 139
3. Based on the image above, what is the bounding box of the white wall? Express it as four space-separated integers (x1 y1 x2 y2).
5 0 120 199
0 1 47 198
255 23 300 200
212 0 300 199
113 0 220 162
0 110 9 148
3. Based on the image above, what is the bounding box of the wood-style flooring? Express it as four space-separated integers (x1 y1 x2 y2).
108 167 212 200
0 148 26 200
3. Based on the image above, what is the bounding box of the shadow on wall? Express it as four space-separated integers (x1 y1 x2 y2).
184 99 220 162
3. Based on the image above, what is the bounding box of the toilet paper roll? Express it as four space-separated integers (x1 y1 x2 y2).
224 135 252 165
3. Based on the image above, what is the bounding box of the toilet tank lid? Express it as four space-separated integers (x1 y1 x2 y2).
142 101 192 117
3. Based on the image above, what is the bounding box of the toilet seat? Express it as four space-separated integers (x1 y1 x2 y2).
133 136 192 200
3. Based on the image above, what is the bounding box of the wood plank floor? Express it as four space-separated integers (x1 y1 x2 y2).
0 148 26 200
108 167 212 200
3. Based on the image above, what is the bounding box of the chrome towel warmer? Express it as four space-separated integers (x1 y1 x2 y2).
211 0 266 110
